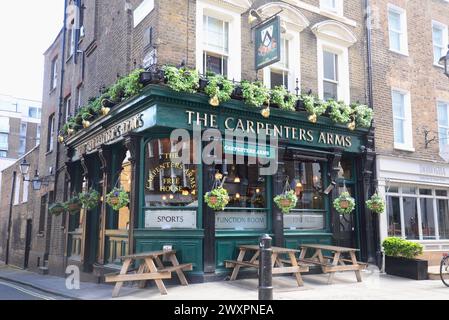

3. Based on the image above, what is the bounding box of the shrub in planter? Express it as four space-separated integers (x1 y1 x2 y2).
79 189 100 210
333 191 355 215
163 66 200 93
352 103 373 128
328 100 352 125
383 237 427 280
274 190 298 214
241 81 270 108
204 187 230 211
49 203 67 216
204 75 234 107
302 94 327 123
366 193 385 214
106 187 130 211
270 86 297 111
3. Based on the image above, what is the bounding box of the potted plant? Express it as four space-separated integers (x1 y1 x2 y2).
366 193 385 214
163 65 200 93
270 86 297 111
240 80 270 108
204 74 234 107
65 196 82 214
383 237 427 280
352 103 374 128
302 94 327 123
333 191 355 215
79 189 100 210
106 187 130 211
274 190 298 214
48 202 67 216
204 187 230 211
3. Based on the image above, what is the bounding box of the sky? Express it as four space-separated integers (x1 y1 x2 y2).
0 1 64 102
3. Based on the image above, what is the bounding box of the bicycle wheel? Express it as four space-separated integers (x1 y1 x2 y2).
440 256 449 287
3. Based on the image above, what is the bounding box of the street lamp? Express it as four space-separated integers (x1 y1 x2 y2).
19 159 30 176
439 45 449 78
31 172 43 191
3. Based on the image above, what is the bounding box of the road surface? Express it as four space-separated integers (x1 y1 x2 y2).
0 281 61 300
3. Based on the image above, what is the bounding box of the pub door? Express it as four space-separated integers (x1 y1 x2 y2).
332 159 358 250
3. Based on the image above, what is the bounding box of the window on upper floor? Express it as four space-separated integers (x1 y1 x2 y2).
51 57 58 90
438 102 449 152
0 133 8 151
196 1 242 81
13 174 20 205
320 0 343 16
0 151 7 158
36 124 41 147
76 85 82 111
388 4 408 55
202 15 229 77
67 19 76 59
18 138 26 157
392 89 413 151
433 21 448 66
0 117 10 134
47 113 55 153
65 95 72 122
22 174 29 203
20 122 27 137
323 51 339 101
28 107 41 119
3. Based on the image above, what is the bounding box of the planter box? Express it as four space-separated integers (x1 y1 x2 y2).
385 256 428 280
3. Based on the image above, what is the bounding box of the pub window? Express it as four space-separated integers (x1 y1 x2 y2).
215 157 268 231
279 159 326 231
144 138 199 230
202 15 229 77
323 50 339 101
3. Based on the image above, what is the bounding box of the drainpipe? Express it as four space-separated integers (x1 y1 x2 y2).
365 0 382 269
5 171 17 265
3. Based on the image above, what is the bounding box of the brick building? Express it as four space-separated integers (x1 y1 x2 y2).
1 0 380 281
369 0 449 264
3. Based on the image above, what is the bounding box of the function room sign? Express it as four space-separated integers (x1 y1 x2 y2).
255 16 281 70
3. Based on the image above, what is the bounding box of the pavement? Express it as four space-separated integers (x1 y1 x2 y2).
0 264 449 300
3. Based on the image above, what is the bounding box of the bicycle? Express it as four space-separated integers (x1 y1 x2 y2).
441 253 449 287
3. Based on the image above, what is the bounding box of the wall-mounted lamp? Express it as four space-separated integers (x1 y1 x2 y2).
248 9 262 24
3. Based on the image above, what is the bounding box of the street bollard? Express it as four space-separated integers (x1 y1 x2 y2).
258 234 273 300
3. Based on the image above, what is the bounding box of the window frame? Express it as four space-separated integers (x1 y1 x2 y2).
196 1 242 81
317 39 350 104
50 56 58 91
432 20 448 67
386 186 449 241
387 4 408 55
391 88 414 151
47 113 55 153
438 101 449 152
320 0 344 16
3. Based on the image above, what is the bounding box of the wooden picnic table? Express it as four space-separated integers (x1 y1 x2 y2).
298 244 367 284
104 250 192 297
225 245 309 286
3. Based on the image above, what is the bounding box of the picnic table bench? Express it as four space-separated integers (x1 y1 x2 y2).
104 250 192 297
225 245 309 286
297 244 367 284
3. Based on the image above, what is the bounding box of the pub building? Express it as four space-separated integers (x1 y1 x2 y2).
63 81 377 281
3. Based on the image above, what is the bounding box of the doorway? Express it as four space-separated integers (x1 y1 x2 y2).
24 219 32 269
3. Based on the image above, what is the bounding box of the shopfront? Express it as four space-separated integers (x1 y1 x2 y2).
378 155 449 252
64 84 377 280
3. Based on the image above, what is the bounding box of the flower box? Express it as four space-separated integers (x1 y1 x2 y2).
385 256 428 280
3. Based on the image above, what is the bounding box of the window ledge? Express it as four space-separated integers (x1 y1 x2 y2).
394 144 415 152
434 63 444 69
389 49 409 57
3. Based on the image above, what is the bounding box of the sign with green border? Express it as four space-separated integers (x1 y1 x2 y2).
224 140 276 159
255 16 281 70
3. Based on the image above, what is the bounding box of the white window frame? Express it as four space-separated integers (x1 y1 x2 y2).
196 1 242 81
438 101 449 152
13 175 20 205
388 4 408 56
320 0 343 16
432 20 448 67
65 95 72 122
391 88 414 151
263 31 300 91
386 186 449 241
51 57 58 90
317 39 350 104
22 174 29 203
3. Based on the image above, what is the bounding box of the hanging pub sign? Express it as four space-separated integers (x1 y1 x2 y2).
255 16 281 70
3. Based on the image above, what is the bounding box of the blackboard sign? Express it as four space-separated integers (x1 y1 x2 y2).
255 16 281 70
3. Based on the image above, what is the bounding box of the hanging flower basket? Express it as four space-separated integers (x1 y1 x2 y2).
49 202 67 216
106 187 130 211
274 190 298 214
333 191 356 215
65 196 82 214
366 193 385 214
205 187 230 211
79 189 100 210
